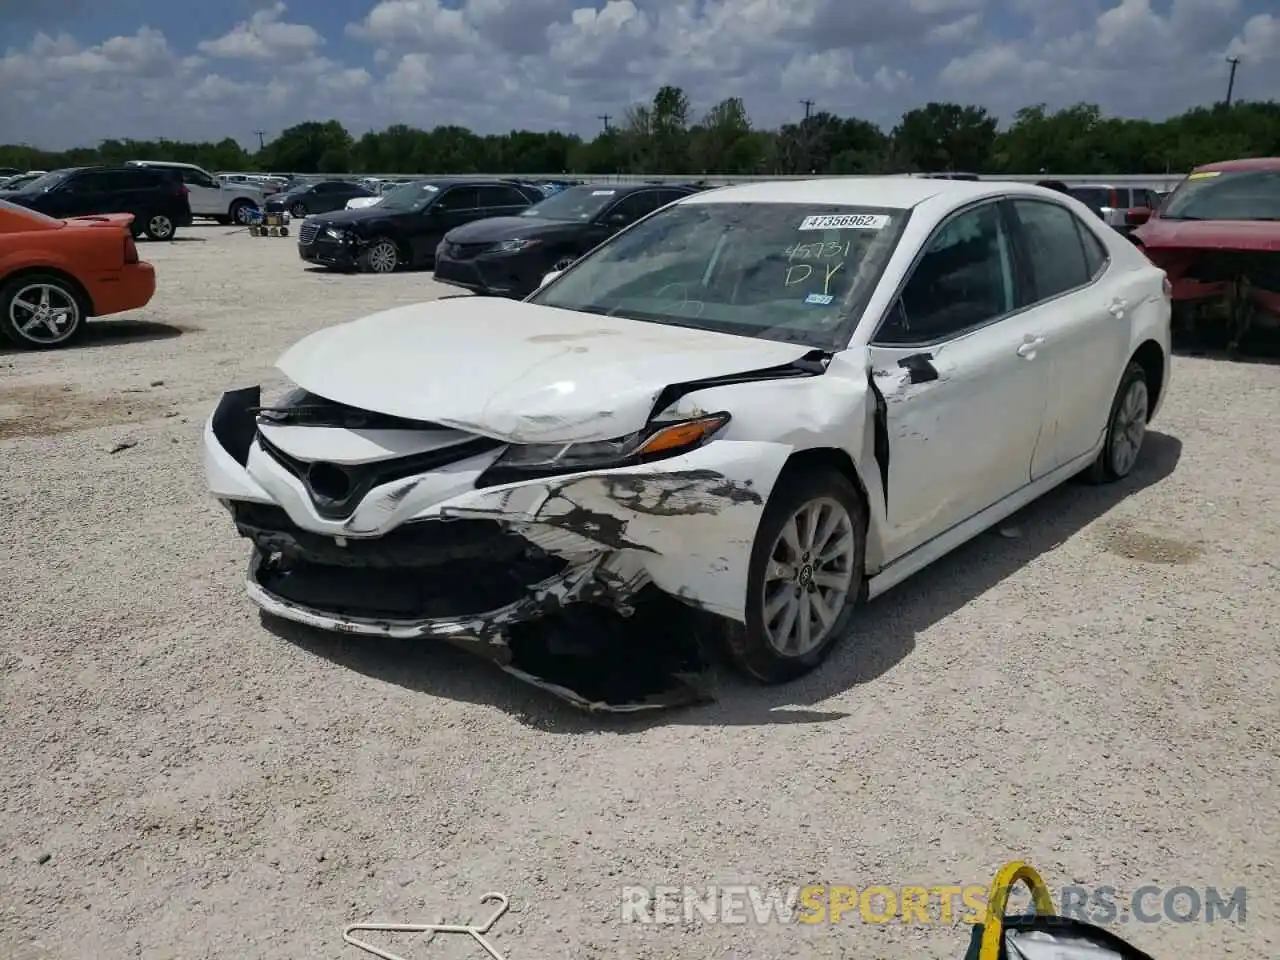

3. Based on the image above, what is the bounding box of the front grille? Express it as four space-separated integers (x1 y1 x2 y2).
239 502 568 619
298 222 319 245
257 432 503 521
447 242 490 260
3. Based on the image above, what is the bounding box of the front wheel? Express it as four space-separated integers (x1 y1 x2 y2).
1083 360 1149 484
290 202 307 218
0 274 86 349
720 468 867 684
357 239 399 274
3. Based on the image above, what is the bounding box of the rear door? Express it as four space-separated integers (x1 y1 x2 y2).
476 184 534 219
55 171 119 217
1007 198 1129 479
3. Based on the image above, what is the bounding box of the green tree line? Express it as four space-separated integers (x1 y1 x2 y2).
4 87 1279 177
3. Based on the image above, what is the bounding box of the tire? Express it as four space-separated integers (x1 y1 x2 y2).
357 238 399 274
143 213 175 241
279 226 289 237
229 200 256 226
1083 360 1149 484
0 273 87 349
552 255 577 271
720 467 867 684
290 202 307 218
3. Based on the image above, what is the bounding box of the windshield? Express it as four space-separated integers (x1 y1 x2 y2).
1160 169 1280 221
15 170 69 193
377 182 440 212
528 201 909 349
521 185 621 221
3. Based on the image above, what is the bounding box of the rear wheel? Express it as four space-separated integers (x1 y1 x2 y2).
1083 360 1149 484
144 213 175 241
721 468 867 684
0 274 86 349
230 199 256 226
358 238 399 274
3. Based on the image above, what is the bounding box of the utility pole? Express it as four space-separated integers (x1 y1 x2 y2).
253 129 266 150
800 99 814 120
1224 56 1241 107
597 114 611 133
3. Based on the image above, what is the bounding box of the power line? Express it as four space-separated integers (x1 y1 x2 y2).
1224 56 1241 107
253 129 266 150
597 114 612 132
799 99 814 120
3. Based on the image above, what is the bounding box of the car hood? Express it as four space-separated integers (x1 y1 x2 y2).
275 296 815 444
1134 217 1280 252
314 207 396 227
445 216 580 243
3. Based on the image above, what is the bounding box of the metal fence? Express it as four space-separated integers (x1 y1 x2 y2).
220 171 1189 191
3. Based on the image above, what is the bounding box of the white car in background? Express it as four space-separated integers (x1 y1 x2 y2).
128 161 263 225
204 178 1171 704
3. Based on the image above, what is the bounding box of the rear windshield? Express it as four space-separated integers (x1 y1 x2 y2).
1160 169 1280 221
521 185 622 221
529 201 909 349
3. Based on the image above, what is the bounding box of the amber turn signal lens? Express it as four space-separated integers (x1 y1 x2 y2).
634 413 730 456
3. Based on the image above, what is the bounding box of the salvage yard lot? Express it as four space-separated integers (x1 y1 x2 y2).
2 223 1278 959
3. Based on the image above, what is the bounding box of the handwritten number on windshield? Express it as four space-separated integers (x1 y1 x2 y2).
784 239 849 297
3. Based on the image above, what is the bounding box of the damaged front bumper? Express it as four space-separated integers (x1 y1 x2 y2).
205 387 792 711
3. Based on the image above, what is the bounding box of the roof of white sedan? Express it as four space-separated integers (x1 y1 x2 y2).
683 176 1034 210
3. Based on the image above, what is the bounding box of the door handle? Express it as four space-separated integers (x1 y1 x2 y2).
1109 298 1127 317
1016 336 1045 358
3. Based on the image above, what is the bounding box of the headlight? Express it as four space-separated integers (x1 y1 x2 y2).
324 227 346 240
494 238 541 252
487 412 731 477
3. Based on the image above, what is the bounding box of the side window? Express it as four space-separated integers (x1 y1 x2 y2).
876 202 1015 345
477 185 530 208
184 169 217 189
654 190 688 209
435 187 479 211
62 173 103 193
608 191 662 223
312 182 339 194
1011 200 1091 301
1076 220 1110 279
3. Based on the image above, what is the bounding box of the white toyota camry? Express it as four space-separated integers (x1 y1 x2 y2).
204 177 1171 701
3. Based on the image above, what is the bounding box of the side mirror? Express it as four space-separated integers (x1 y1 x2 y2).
539 270 563 289
607 213 630 226
1125 206 1152 226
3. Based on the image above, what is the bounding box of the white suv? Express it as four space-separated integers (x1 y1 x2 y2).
127 161 263 225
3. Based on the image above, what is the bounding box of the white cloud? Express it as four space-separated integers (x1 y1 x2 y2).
198 2 323 62
1 0 1278 152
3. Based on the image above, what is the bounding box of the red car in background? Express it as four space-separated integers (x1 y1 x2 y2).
0 199 156 349
1132 157 1280 352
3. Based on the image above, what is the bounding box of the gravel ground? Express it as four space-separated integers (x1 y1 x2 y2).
2 223 1278 960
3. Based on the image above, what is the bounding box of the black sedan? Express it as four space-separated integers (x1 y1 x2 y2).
432 182 700 298
296 178 542 273
265 180 375 218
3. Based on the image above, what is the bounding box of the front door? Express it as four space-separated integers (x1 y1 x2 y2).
868 200 1051 560
180 167 221 217
416 187 479 264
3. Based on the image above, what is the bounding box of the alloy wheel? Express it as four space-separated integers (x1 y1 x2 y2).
8 282 81 346
368 241 397 273
1110 378 1148 477
148 215 173 239
761 497 856 657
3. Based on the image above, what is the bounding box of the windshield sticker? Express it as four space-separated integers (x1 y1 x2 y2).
591 189 616 196
805 293 834 305
798 214 889 231
1186 171 1220 180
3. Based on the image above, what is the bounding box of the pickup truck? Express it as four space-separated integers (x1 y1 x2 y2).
126 161 264 225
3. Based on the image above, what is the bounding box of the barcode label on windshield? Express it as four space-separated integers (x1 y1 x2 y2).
798 214 889 231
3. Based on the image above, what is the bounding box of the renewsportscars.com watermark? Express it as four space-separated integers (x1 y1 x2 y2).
619 884 1246 927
